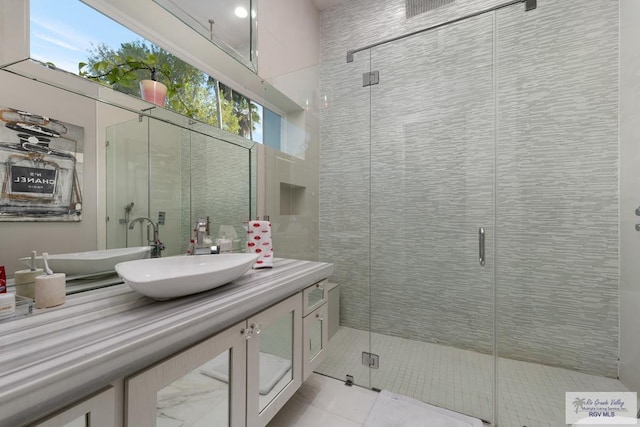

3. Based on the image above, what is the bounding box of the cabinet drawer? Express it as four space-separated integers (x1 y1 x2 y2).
302 280 328 316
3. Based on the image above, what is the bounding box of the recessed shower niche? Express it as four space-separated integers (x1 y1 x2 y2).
280 182 305 216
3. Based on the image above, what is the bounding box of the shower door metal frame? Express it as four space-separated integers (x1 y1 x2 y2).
346 0 536 63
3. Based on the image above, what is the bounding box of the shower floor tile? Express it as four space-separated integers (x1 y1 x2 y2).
317 326 630 427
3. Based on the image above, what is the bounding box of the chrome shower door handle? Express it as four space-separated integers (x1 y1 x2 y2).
479 227 486 267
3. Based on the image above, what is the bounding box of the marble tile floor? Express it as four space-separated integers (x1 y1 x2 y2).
314 327 630 427
267 372 379 427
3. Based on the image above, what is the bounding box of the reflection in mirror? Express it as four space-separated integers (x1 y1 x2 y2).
258 311 293 412
156 349 231 425
188 131 253 253
106 117 149 251
106 114 255 256
153 0 258 71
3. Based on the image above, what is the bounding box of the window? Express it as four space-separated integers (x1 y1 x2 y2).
29 0 269 141
218 82 264 143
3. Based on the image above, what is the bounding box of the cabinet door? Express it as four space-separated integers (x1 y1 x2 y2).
246 293 302 427
302 302 329 381
126 321 247 427
34 387 115 427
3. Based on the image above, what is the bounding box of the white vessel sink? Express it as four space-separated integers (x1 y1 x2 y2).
115 253 259 300
20 246 152 275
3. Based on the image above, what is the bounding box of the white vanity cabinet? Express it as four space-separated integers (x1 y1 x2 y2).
126 321 248 427
33 387 116 427
124 292 304 427
247 293 302 427
1 259 334 427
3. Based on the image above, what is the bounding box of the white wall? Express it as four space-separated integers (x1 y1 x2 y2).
619 0 640 394
257 0 320 104
255 0 322 261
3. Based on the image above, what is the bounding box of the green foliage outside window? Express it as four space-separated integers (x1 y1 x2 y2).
79 40 260 138
219 83 260 139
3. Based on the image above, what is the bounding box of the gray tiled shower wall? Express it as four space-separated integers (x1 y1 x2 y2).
319 0 619 377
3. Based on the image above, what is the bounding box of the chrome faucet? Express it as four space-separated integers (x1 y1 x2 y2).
195 217 207 247
129 217 164 257
189 217 219 255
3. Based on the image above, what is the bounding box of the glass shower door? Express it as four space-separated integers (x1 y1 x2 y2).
367 12 496 424
494 3 622 427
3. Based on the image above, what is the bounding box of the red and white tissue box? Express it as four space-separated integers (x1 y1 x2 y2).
247 220 274 269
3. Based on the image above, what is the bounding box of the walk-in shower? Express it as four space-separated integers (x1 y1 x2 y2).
318 0 628 425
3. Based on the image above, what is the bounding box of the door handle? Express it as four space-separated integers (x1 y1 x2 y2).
479 227 486 267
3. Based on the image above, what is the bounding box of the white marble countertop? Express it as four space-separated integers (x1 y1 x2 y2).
0 258 333 426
